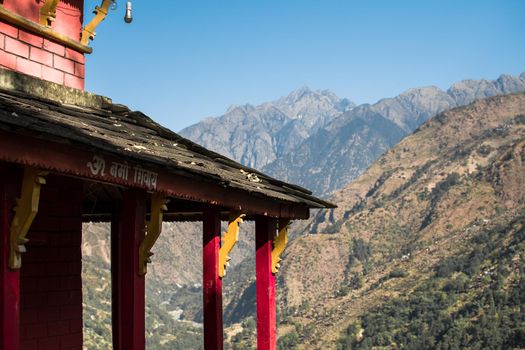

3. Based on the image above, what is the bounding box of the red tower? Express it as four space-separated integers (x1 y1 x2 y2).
0 0 86 89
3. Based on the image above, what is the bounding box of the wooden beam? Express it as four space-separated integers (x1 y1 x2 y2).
256 217 277 350
0 130 310 219
112 190 146 350
0 165 20 350
202 209 223 350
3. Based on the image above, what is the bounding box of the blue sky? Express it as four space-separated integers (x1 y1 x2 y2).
84 0 525 131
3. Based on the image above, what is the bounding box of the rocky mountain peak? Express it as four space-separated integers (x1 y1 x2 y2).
447 78 498 102
268 87 355 136
179 87 354 169
496 73 525 93
275 86 352 118
400 85 444 99
224 103 255 116
284 85 314 100
447 73 525 106
397 86 454 114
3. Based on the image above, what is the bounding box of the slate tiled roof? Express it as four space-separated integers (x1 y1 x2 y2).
0 83 334 209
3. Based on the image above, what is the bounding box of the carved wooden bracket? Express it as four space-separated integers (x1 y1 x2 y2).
9 167 47 269
138 193 168 275
81 0 112 45
218 213 245 278
271 219 290 274
39 0 59 26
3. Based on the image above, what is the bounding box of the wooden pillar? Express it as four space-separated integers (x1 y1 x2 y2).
202 209 223 350
111 190 146 350
0 168 19 350
256 217 277 350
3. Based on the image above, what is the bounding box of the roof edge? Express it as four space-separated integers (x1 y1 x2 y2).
0 67 111 109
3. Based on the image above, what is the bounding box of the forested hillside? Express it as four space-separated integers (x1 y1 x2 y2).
268 93 525 349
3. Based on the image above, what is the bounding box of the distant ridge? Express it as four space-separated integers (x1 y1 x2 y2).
181 72 525 195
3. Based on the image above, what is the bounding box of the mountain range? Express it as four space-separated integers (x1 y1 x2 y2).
82 72 525 349
180 87 354 170
180 72 525 195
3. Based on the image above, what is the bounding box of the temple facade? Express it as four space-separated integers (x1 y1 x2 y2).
0 2 333 350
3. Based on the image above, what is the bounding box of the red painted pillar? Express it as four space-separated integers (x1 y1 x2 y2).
111 211 121 350
0 167 19 350
111 190 146 350
256 217 277 350
202 209 223 350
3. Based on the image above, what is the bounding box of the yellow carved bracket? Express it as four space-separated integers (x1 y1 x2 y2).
39 0 60 26
218 213 245 278
271 219 290 274
138 193 168 275
9 167 47 269
81 0 112 45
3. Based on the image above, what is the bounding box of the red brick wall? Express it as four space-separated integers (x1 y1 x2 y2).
0 0 85 89
20 175 84 350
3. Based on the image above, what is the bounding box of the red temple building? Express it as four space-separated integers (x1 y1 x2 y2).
0 1 334 349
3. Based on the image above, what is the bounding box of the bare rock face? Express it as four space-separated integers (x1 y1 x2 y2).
370 86 456 132
448 74 525 106
263 112 406 196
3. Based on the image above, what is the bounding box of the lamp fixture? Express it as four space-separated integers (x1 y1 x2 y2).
124 1 132 23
